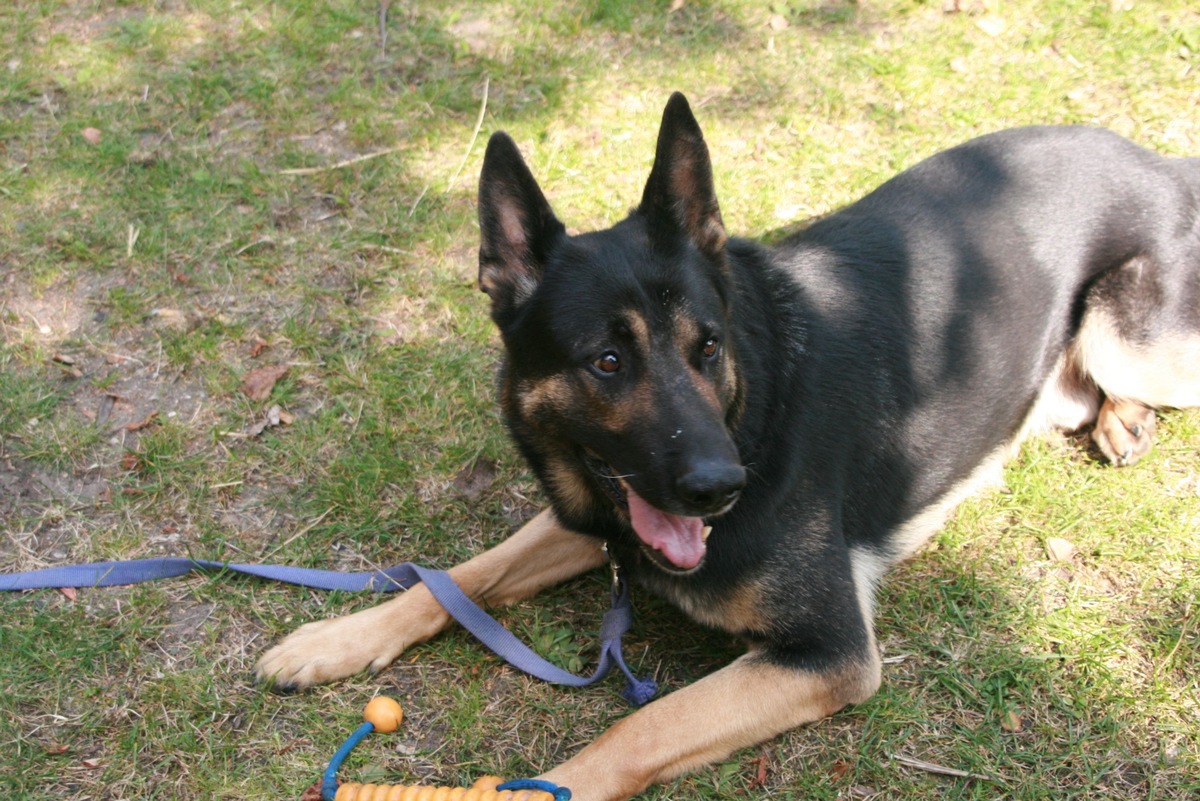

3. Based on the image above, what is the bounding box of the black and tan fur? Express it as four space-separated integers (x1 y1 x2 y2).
258 94 1200 800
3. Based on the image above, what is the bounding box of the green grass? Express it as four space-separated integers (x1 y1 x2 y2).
1 1 1198 799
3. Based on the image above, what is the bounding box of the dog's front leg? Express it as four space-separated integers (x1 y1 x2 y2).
255 509 606 689
540 649 881 801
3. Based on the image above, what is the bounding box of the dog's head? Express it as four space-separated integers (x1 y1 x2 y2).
477 93 746 574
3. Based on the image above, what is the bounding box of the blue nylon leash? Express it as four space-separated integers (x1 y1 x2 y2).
0 555 657 705
0 558 420 593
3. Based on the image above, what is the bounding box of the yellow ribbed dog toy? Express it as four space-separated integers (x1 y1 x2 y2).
334 774 553 801
321 698 568 801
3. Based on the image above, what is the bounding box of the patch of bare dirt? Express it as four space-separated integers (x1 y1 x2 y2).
447 15 519 59
0 257 308 575
0 269 115 343
159 600 217 658
372 294 457 345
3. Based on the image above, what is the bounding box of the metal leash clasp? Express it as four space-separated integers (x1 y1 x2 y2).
602 542 621 593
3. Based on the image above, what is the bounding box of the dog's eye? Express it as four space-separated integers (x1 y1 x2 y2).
702 338 719 359
593 352 621 375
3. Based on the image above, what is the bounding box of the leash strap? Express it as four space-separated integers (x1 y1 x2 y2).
0 558 416 593
0 556 658 705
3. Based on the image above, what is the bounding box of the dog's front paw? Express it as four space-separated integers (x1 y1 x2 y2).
255 591 451 690
1092 396 1156 467
255 616 395 690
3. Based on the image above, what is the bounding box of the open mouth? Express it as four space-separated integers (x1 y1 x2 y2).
583 451 711 574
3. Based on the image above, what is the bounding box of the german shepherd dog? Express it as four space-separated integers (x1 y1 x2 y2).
258 94 1200 799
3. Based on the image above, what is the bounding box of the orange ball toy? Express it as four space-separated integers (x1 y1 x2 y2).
361 696 404 733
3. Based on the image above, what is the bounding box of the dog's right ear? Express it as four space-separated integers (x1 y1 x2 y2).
477 132 565 323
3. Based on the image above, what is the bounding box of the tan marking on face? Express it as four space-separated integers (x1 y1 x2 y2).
691 364 724 412
671 309 700 355
721 352 743 423
667 306 729 417
512 373 606 516
543 452 597 520
622 309 651 348
516 374 575 418
671 307 740 419
574 309 655 434
683 351 726 416
604 371 656 433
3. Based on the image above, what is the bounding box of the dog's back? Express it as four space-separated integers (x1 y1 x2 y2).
752 127 1200 554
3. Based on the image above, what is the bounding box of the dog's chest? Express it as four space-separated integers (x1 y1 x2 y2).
631 558 776 639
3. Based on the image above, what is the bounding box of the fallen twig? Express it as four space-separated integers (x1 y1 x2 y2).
260 506 335 562
378 0 390 59
280 146 403 176
233 237 275 256
407 183 430 217
890 753 994 782
356 243 409 255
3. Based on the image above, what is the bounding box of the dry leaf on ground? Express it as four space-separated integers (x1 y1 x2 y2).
124 411 160 431
241 364 289 402
453 457 498 501
1046 537 1076 562
239 404 295 437
1001 709 1027 733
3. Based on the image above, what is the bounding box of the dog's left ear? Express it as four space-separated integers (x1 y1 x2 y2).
478 132 566 324
639 92 727 258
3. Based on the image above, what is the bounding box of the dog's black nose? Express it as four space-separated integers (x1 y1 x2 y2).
676 461 746 513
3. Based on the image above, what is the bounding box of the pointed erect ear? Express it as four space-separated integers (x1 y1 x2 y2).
477 132 565 322
639 92 727 258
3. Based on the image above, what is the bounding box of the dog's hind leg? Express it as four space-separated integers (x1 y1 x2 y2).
1092 396 1157 466
1075 254 1200 466
255 509 606 690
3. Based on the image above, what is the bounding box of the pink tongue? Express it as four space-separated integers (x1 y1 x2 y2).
626 488 706 569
